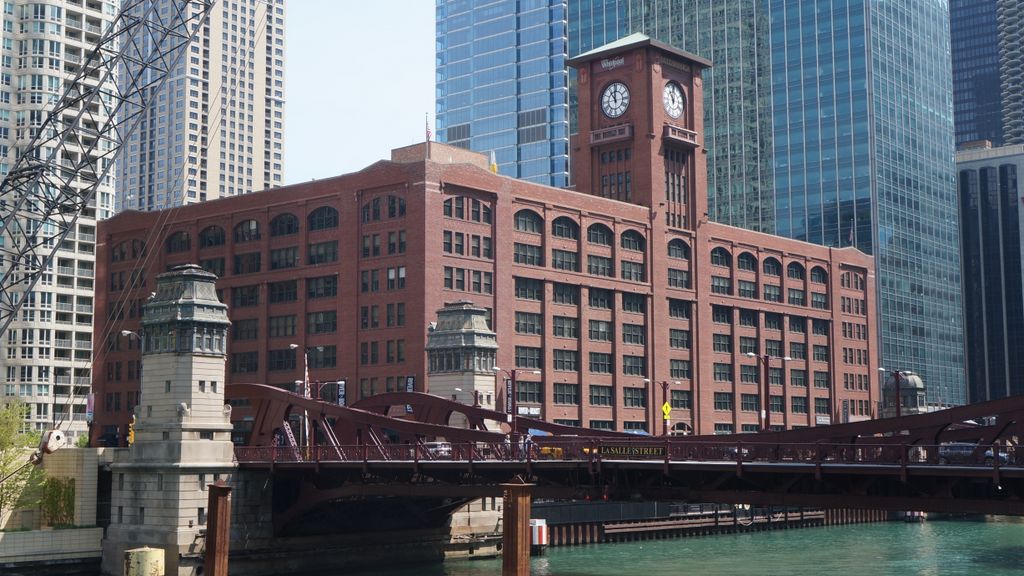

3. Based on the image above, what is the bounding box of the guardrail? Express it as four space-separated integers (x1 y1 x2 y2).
234 439 1021 469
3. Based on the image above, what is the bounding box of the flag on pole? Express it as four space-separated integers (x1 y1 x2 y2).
425 113 432 141
489 151 498 174
848 218 855 246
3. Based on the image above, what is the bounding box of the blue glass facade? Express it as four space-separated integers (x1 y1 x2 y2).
770 0 963 405
950 0 1003 146
435 0 966 405
435 0 570 187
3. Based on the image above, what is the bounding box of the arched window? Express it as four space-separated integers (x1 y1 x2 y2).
737 252 757 271
810 266 828 284
763 257 781 276
587 223 612 245
387 195 406 218
198 225 225 248
620 230 645 252
551 216 579 239
710 247 731 267
667 239 690 260
270 213 298 237
514 209 543 233
308 206 339 231
166 231 190 253
787 262 805 280
233 219 260 243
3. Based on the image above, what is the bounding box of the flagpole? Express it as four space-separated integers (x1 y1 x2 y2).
425 112 431 160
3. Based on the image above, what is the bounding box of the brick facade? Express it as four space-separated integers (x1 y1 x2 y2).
92 36 877 441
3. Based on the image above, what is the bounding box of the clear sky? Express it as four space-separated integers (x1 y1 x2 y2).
284 1 436 185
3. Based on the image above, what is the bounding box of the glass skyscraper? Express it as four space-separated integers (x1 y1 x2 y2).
435 0 570 188
950 0 1003 146
435 0 965 405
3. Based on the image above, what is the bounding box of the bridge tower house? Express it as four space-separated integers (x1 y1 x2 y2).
102 264 236 576
425 300 499 428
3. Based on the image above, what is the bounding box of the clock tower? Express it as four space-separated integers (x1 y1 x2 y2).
568 33 711 231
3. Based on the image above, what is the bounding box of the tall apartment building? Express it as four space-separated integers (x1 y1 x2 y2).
957 143 1024 403
115 0 285 212
436 0 966 405
0 0 120 439
93 35 878 444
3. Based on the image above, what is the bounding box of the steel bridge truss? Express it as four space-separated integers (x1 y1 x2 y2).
0 0 214 336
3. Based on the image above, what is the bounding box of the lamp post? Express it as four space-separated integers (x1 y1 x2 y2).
493 367 541 436
746 352 791 432
879 368 903 418
290 344 323 451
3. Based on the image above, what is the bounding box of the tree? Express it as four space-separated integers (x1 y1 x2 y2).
0 400 44 526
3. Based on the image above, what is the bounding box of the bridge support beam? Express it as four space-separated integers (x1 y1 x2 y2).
502 482 533 576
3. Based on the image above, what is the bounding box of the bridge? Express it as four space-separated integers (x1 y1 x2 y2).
227 383 1024 525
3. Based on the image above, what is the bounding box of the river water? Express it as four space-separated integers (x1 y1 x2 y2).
343 518 1024 576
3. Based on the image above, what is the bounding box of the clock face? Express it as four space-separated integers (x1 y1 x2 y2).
663 82 684 118
601 82 630 118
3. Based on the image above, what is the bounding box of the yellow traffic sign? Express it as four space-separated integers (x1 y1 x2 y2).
662 402 672 419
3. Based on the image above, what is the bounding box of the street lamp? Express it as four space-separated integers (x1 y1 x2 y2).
879 367 903 418
745 352 791 432
290 344 323 451
493 367 541 436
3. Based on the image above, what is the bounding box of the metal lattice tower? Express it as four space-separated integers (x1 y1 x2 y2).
0 0 214 337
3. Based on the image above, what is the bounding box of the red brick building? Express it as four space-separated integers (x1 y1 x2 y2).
92 35 877 442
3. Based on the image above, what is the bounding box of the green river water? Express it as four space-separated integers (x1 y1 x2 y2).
343 519 1024 576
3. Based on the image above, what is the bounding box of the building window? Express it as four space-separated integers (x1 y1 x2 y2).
810 267 828 283
269 247 298 270
669 299 691 319
711 276 732 295
515 277 543 300
269 213 298 236
590 419 615 431
514 210 543 233
590 385 613 406
710 247 731 267
669 329 690 349
670 359 691 379
814 371 829 389
712 334 731 353
788 288 806 306
231 352 258 373
553 350 578 371
515 346 542 369
267 348 296 371
667 239 690 259
307 241 338 264
764 313 782 331
588 255 613 277
200 258 224 277
552 283 580 305
622 324 645 345
790 369 807 387
233 318 258 341
737 252 757 271
790 316 806 333
739 336 757 354
552 249 579 271
713 363 733 382
714 423 734 435
589 288 613 309
620 230 645 252
671 390 691 409
740 365 759 383
307 311 337 334
589 352 612 374
763 284 782 302
740 393 759 412
622 355 646 375
765 339 783 356
739 309 757 327
517 381 542 404
712 305 731 324
308 206 339 230
714 392 733 410
620 260 645 282
554 383 579 405
770 395 785 412
790 342 807 360
813 345 829 361
551 216 579 239
787 262 805 280
267 315 296 337
769 368 784 386
307 275 338 298
268 280 297 303
233 220 260 243
791 396 808 414
514 243 543 266
811 293 829 310
623 387 647 408
812 319 829 335
166 231 190 253
622 294 645 314
589 320 612 342
763 257 781 276
309 345 337 369
738 280 757 298
198 225 225 247
587 223 612 245
231 285 259 307
552 316 579 338
515 312 542 335
668 268 690 289
388 195 407 218
815 398 830 415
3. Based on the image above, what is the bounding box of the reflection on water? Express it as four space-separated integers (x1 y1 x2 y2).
336 519 1024 576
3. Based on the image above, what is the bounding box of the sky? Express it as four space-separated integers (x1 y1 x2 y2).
284 1 436 185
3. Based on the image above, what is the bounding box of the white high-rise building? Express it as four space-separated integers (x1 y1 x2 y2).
116 0 285 212
0 0 120 440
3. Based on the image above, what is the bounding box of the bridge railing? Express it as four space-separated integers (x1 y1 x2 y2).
233 440 1019 468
